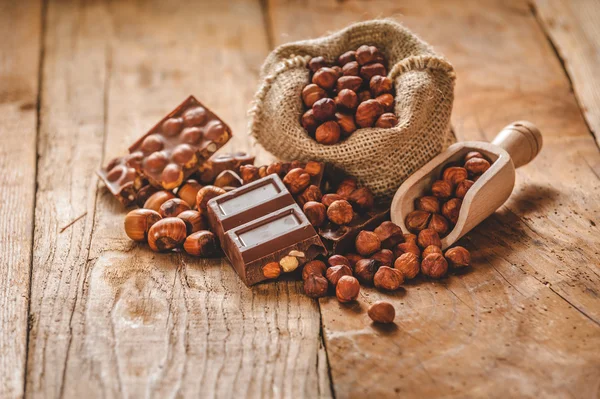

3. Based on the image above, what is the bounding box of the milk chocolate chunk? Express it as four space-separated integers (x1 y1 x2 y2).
128 95 232 190
197 152 255 184
97 155 147 206
207 174 326 286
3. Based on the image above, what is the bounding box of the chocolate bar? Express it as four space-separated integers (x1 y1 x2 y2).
97 155 147 206
207 174 326 286
196 152 255 184
319 205 390 254
128 95 231 190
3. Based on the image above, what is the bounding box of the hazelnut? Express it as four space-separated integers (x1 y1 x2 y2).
335 89 358 110
312 98 336 121
465 157 491 175
354 258 381 284
374 266 404 291
360 63 387 81
374 221 404 249
335 275 360 303
302 260 327 280
147 217 187 252
355 231 381 256
428 213 451 237
375 94 394 111
374 113 398 128
315 121 341 145
135 184 160 208
283 168 311 194
301 109 319 134
214 170 243 189
358 90 372 103
464 151 484 162
177 180 202 208
308 56 327 73
421 253 448 279
431 180 453 199
331 66 342 77
355 100 384 128
124 209 162 241
341 61 360 76
345 253 362 268
338 50 356 66
335 113 357 137
183 230 218 257
159 198 191 218
445 246 471 269
368 301 395 324
417 228 442 249
144 190 176 212
322 193 345 207
312 67 338 90
327 200 354 225
336 177 358 198
263 262 282 279
177 210 206 235
405 210 431 233
304 161 322 177
455 179 474 199
416 196 440 214
196 185 226 212
393 242 421 259
370 75 392 96
394 252 420 279
266 162 284 177
422 245 443 258
372 249 394 266
327 255 351 268
240 165 260 184
348 187 375 211
404 233 417 245
258 165 268 178
303 201 327 227
336 76 363 92
302 84 327 108
442 166 468 186
356 45 385 66
442 198 462 224
279 256 300 273
304 274 329 298
297 185 323 207
326 264 353 286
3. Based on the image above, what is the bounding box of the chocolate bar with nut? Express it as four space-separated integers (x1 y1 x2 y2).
128 95 231 190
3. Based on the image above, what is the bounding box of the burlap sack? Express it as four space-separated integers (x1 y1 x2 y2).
249 20 455 199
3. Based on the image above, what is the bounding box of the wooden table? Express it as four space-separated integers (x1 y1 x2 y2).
2 0 599 398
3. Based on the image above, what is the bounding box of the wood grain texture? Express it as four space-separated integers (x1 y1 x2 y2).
266 0 600 397
27 0 329 398
0 1 42 397
534 0 600 147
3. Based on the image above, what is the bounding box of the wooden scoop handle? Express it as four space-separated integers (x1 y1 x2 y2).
491 121 542 168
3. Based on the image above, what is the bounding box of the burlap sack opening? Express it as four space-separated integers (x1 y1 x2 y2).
249 20 455 199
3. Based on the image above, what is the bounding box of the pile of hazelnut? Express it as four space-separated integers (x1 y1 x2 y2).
301 45 398 145
404 151 493 237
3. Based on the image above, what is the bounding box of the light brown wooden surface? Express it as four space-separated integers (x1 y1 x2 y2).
267 0 600 397
0 1 41 397
534 0 600 147
1 0 599 398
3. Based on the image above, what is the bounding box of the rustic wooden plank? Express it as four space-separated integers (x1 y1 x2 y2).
534 0 600 147
266 0 600 397
0 1 42 397
27 0 329 397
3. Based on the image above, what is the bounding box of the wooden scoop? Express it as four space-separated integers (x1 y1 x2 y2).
390 121 542 249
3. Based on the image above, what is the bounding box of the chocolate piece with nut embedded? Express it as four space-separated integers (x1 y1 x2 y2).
319 205 390 254
97 155 147 206
128 95 232 190
196 151 255 184
207 174 326 286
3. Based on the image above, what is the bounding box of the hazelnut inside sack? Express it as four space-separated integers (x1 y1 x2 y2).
249 19 455 199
